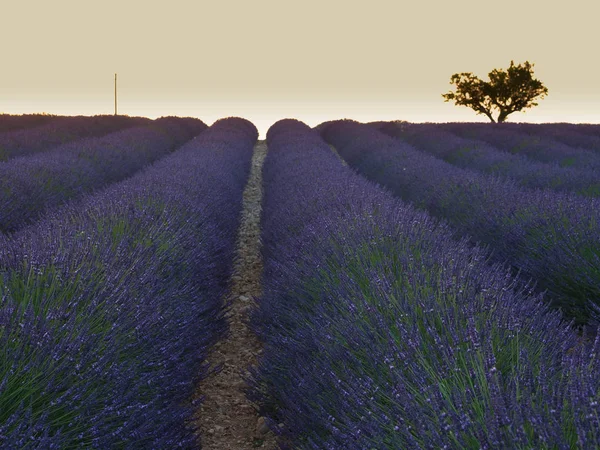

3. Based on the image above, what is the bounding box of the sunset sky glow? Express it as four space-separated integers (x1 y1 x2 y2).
2 0 599 136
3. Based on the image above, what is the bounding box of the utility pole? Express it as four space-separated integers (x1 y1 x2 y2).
114 73 118 115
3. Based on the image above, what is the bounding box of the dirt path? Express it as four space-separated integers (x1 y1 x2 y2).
195 140 277 449
329 143 347 165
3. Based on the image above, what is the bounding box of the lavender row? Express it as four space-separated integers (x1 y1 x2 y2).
0 117 257 448
0 113 64 133
320 120 600 324
377 122 600 197
249 119 598 449
0 117 206 233
0 114 151 161
496 122 600 153
439 122 600 170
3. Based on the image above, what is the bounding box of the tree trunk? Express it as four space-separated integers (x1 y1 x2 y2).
497 110 510 123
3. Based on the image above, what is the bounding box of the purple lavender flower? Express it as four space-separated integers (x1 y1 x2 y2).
0 114 151 161
439 122 600 170
377 122 600 197
0 117 257 447
0 117 207 233
249 119 599 449
322 120 600 324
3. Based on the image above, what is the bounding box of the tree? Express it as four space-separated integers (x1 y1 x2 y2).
442 61 548 123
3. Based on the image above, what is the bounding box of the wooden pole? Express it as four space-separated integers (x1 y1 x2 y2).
114 73 117 115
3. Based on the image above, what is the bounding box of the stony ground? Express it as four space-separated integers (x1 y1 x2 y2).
195 141 277 449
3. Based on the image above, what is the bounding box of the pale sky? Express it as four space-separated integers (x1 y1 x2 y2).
1 0 599 136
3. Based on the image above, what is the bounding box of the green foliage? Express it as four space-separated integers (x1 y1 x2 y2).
442 61 548 123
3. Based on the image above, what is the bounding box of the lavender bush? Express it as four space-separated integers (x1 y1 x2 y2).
377 122 600 197
0 113 64 133
0 117 206 233
249 119 599 449
320 120 600 325
498 123 600 153
570 124 600 138
0 114 151 161
439 122 600 170
0 117 257 448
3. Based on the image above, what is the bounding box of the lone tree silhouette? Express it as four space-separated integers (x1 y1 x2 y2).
442 61 548 123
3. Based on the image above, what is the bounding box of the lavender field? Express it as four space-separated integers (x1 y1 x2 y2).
0 115 599 449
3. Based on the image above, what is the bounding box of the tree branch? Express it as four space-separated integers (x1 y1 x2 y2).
443 61 547 123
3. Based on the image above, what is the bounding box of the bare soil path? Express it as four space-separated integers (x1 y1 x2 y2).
195 141 277 449
329 143 347 165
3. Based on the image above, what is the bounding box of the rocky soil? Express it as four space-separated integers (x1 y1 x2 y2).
195 141 277 449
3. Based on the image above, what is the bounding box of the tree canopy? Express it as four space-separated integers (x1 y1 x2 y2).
442 61 548 123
